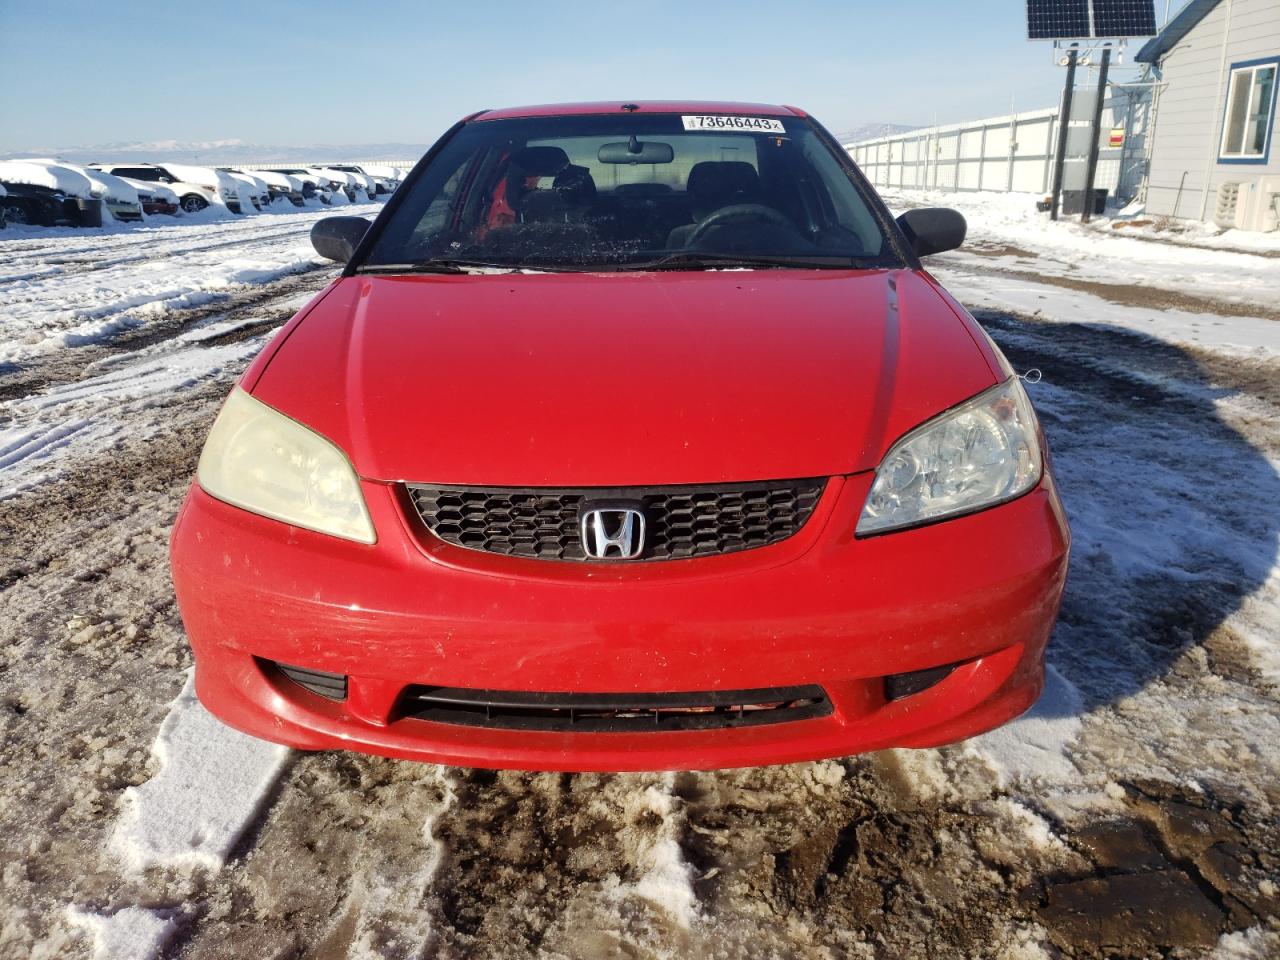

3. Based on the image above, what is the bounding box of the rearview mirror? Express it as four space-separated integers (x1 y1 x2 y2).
311 216 370 263
598 139 675 165
895 208 966 257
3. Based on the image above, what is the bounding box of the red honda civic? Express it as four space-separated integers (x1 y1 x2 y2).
170 101 1070 771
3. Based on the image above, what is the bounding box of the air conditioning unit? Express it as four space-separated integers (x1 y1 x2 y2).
1214 182 1240 228
1234 177 1280 233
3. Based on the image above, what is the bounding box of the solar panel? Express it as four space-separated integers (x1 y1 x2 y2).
1027 0 1090 40
1091 0 1157 37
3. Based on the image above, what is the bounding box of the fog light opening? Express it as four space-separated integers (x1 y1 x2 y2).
262 659 349 701
884 662 962 702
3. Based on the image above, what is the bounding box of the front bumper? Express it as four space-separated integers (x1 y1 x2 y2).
171 472 1070 771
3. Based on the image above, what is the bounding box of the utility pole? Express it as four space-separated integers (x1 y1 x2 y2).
1080 46 1113 223
1049 48 1078 221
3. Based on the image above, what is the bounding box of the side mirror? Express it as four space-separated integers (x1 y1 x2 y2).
895 208 966 258
311 216 371 263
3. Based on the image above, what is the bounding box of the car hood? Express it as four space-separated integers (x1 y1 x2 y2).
249 269 998 486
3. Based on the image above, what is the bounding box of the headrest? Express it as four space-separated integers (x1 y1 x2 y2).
551 164 596 205
686 161 759 200
510 146 571 177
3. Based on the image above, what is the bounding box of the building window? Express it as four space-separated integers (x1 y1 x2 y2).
1219 58 1278 163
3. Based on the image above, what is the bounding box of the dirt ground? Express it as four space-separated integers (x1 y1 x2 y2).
1 248 1278 959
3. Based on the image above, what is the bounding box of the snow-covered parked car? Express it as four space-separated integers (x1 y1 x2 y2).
262 168 332 204
327 165 379 198
91 163 220 213
62 163 143 222
0 159 94 226
308 167 360 202
119 177 180 216
19 159 140 224
359 163 403 194
221 171 269 212
244 169 305 206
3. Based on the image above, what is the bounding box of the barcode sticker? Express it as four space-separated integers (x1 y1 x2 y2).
681 115 786 133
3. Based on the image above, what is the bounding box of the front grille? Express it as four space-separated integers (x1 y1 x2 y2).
397 685 831 732
406 479 826 561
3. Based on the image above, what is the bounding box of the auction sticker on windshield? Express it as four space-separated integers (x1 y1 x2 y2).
682 115 786 133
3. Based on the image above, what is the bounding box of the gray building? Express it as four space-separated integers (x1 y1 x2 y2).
1136 0 1280 226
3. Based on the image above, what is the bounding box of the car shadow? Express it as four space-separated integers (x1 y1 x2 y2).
974 309 1280 714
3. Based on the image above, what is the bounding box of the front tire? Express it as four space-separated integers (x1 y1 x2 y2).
181 194 209 213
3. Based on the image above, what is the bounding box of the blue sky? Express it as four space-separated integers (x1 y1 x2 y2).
0 0 1153 152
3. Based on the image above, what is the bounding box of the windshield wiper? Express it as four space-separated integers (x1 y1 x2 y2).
612 252 870 271
355 259 572 275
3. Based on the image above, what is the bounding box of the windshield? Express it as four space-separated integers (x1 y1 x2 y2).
358 113 898 272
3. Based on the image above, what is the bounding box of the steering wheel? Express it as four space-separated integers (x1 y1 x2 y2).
685 203 792 246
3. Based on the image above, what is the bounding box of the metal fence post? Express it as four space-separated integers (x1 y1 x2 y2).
1080 46 1112 223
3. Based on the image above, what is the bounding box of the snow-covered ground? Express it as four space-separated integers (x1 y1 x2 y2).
1 196 1277 959
884 188 1280 357
0 202 380 498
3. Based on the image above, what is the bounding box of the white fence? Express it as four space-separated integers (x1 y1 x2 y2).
226 159 418 174
846 86 1152 203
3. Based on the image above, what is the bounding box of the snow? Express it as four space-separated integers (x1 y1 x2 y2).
0 200 375 369
223 172 260 212
310 167 353 187
940 268 1280 359
360 163 401 180
65 907 175 960
155 162 221 190
245 169 293 190
607 776 699 928
0 337 265 497
969 665 1083 787
1208 928 1280 959
347 767 456 960
120 177 178 204
109 673 289 872
881 187 1280 315
0 159 94 198
34 163 140 205
2 185 1277 957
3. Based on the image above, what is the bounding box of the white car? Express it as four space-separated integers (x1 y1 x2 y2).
48 162 143 222
327 165 379 198
359 163 403 194
308 167 360 202
255 168 331 204
222 171 269 212
119 177 180 215
91 163 221 213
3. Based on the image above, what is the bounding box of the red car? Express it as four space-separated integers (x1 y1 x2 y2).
171 101 1070 772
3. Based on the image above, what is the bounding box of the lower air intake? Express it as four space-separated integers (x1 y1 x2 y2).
269 660 348 701
397 685 831 733
883 662 959 701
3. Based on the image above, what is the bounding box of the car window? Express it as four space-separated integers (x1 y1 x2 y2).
361 113 896 271
527 133 756 193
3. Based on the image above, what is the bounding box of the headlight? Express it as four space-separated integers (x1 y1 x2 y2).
197 388 376 544
856 377 1042 536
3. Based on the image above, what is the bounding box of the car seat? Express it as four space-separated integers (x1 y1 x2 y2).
666 161 760 247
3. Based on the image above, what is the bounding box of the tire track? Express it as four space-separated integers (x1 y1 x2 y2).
0 266 332 403
1 226 312 284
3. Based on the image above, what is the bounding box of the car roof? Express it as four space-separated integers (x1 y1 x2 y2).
473 100 807 121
